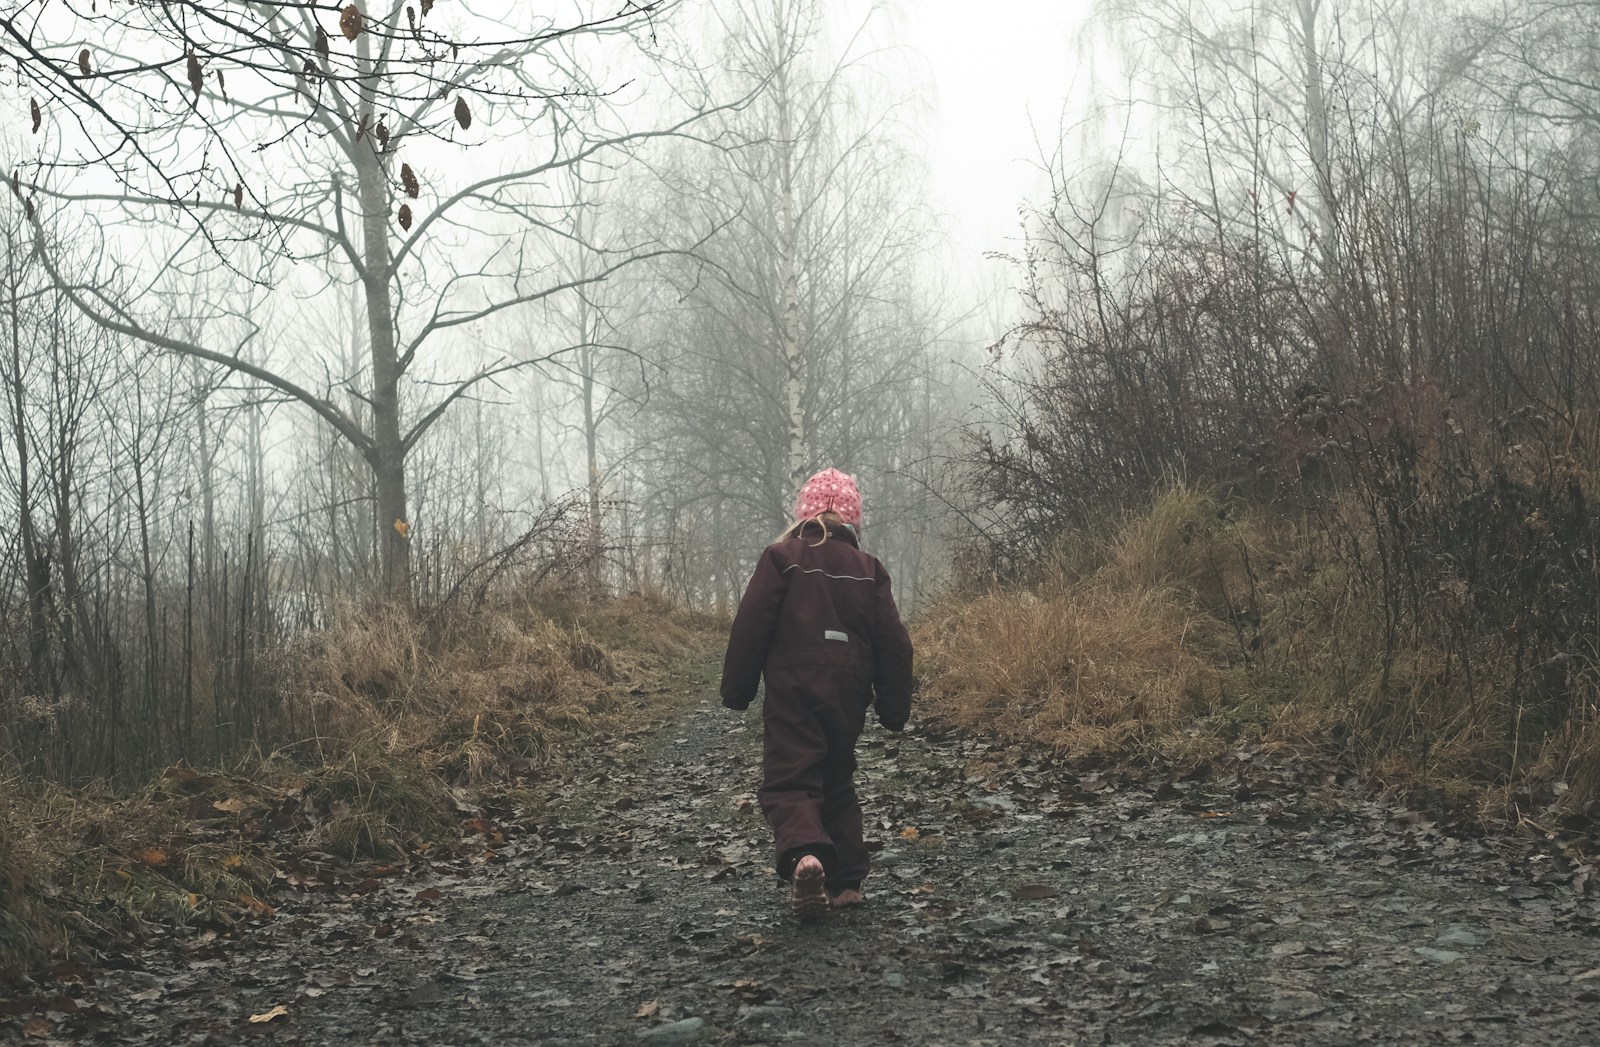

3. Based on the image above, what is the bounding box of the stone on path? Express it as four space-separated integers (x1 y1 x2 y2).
638 1016 705 1044
1434 925 1491 949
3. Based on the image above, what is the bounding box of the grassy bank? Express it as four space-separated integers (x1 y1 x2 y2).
0 594 723 972
914 485 1600 827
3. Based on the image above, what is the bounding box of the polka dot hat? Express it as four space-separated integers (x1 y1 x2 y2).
793 468 862 527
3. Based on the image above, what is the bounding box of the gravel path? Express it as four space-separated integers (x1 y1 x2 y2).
6 668 1600 1045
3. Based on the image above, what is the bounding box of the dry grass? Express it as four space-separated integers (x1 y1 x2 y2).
916 482 1600 820
916 489 1243 759
916 582 1227 757
0 591 722 972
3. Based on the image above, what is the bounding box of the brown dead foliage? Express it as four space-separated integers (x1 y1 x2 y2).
0 593 721 972
916 488 1237 760
916 481 1600 830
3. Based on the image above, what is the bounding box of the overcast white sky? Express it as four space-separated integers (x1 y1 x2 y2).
895 0 1097 272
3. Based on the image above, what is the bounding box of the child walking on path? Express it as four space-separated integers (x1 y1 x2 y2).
720 468 915 920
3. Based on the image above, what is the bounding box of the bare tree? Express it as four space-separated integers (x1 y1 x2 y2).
611 0 954 603
8 0 725 597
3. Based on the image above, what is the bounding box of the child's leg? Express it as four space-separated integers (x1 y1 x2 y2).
819 745 869 890
814 675 870 892
759 681 835 879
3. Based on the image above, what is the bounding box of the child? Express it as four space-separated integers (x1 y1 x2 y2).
720 468 914 920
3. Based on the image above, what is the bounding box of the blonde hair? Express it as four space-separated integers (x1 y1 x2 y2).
776 511 853 547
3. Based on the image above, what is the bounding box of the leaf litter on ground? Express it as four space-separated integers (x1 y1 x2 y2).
4 660 1600 1045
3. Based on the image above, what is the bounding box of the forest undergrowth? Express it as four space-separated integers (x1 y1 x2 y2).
0 593 724 972
916 466 1600 842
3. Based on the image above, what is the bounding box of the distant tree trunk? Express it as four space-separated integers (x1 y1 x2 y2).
130 382 160 743
247 402 266 542
581 344 605 594
776 63 809 494
1296 0 1339 266
191 361 218 592
4 228 53 689
344 282 372 585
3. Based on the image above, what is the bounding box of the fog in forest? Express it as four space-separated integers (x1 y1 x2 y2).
4 0 1599 800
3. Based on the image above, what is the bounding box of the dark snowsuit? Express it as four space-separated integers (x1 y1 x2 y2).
720 520 914 890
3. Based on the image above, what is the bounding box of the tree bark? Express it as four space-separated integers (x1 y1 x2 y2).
1297 0 1339 267
354 31 411 600
775 58 809 496
4 227 53 689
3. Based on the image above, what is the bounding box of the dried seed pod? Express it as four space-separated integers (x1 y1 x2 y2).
30 99 41 133
421 0 434 14
453 95 471 130
233 182 243 208
316 27 330 58
186 51 203 97
401 163 419 198
376 119 389 150
397 204 412 230
339 4 364 41
77 49 91 76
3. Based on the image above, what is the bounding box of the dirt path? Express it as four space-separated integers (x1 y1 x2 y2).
6 668 1600 1046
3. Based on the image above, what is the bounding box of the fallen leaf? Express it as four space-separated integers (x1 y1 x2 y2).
22 1017 50 1038
402 980 446 1007
238 894 276 916
247 1004 288 1023
635 999 660 1019
213 797 249 814
899 826 921 842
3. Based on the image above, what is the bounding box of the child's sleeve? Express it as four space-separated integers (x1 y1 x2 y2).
719 547 789 711
869 560 914 731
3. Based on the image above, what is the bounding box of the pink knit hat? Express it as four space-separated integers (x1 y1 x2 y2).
794 468 862 526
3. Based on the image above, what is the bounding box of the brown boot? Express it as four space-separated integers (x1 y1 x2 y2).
790 855 828 922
